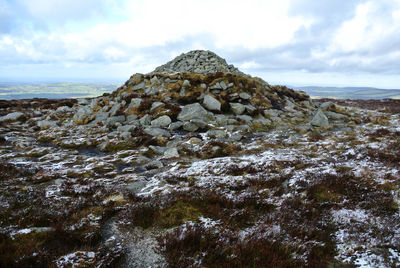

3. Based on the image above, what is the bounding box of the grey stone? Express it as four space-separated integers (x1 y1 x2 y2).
163 148 179 159
190 119 208 128
73 106 93 122
253 117 272 125
168 121 184 131
128 98 142 109
126 114 138 123
56 106 74 113
144 127 171 137
120 132 132 139
239 92 251 100
325 111 347 120
149 145 167 155
117 125 137 133
182 80 191 88
207 129 227 138
126 179 148 194
106 115 126 127
37 120 58 129
237 125 250 131
203 95 221 111
215 115 228 126
145 86 161 95
93 112 109 122
133 82 145 90
183 122 199 132
225 125 236 132
177 103 209 121
229 133 243 142
245 104 256 114
0 112 24 122
151 115 171 128
139 114 151 126
150 101 165 113
200 83 207 89
210 82 222 90
145 160 164 170
310 109 329 127
264 109 280 118
320 102 334 110
230 103 246 115
227 118 238 124
285 99 295 109
219 81 227 90
237 115 253 124
109 103 122 116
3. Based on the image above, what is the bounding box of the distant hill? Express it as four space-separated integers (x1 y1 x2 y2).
0 82 119 100
292 86 400 100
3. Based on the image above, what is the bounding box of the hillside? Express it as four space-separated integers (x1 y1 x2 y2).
0 50 399 267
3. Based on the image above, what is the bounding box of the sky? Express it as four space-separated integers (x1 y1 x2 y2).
0 0 400 88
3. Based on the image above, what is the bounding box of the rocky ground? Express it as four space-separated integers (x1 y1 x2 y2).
0 50 399 267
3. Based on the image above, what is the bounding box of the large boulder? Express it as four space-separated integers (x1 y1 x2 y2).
310 109 329 127
177 103 209 121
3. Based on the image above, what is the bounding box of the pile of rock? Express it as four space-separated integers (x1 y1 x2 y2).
69 50 350 144
152 50 244 75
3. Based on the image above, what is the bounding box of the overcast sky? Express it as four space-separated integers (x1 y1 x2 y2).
0 0 400 88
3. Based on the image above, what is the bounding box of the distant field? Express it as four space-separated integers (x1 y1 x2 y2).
1 82 399 100
0 83 120 100
293 86 400 100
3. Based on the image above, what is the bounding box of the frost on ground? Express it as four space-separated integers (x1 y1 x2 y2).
0 97 399 267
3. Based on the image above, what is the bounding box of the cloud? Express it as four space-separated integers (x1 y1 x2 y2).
0 0 400 87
